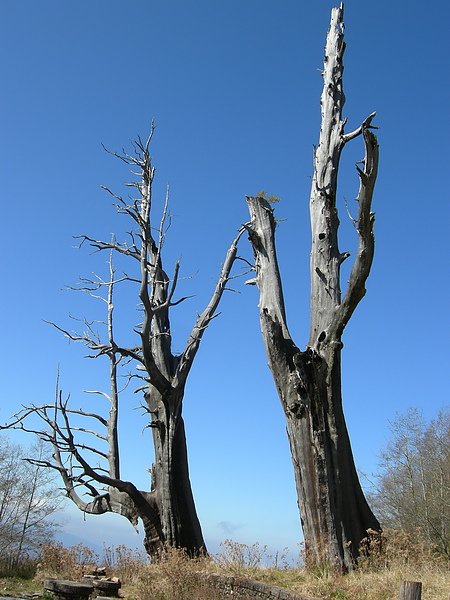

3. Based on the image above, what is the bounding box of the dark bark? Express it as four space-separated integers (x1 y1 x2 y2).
245 4 380 572
143 381 206 557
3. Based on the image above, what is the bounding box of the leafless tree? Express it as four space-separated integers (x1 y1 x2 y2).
2 129 247 559
0 438 59 571
369 408 449 557
244 4 380 571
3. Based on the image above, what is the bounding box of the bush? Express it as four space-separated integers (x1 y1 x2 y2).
102 544 147 584
135 546 213 600
37 542 98 581
358 528 447 572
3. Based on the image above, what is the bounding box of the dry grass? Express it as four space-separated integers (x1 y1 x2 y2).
36 542 99 581
244 564 449 600
133 546 216 600
103 544 148 585
129 531 449 600
0 555 37 579
212 530 449 600
1 530 448 600
214 539 272 576
0 575 40 596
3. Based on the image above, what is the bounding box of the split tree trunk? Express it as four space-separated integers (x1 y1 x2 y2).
245 4 380 572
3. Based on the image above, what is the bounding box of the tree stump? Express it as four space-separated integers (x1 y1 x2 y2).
399 581 422 600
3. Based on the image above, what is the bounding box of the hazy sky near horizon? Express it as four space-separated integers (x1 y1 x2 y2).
1 0 449 555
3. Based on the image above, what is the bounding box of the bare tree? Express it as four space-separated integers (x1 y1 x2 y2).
370 408 449 557
244 4 380 571
2 130 247 559
0 438 59 571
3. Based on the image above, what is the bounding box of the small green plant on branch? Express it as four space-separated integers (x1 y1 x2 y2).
255 190 282 203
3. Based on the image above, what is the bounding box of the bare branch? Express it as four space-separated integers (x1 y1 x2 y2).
2 403 109 429
236 256 255 270
149 185 171 306
1 393 113 516
342 112 377 144
45 319 106 350
101 143 147 169
83 390 112 401
100 185 126 206
70 427 107 441
344 196 358 229
175 225 247 385
75 234 141 261
105 252 120 479
331 126 378 337
73 443 109 460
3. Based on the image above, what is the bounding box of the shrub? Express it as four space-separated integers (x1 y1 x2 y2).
358 528 446 572
215 539 268 576
135 546 213 600
102 544 147 584
37 542 98 581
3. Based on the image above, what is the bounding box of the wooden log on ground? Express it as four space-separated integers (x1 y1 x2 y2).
44 579 94 600
92 578 121 597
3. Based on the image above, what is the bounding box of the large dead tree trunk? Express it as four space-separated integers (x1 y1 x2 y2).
245 4 380 572
133 149 245 554
2 130 246 560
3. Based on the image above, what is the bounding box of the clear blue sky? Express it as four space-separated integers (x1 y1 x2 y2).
1 1 449 556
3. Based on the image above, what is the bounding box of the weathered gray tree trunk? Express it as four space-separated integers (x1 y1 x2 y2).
245 4 380 571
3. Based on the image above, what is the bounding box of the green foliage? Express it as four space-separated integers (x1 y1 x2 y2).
0 575 41 594
255 190 282 203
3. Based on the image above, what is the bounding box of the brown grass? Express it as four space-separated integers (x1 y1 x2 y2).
212 530 449 600
0 575 40 596
133 546 215 600
103 544 148 585
2 530 448 600
131 531 449 600
36 542 99 581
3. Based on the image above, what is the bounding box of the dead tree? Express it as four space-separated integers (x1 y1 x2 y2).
2 129 247 559
245 4 380 571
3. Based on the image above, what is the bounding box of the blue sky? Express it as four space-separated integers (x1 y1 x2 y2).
1 1 449 556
